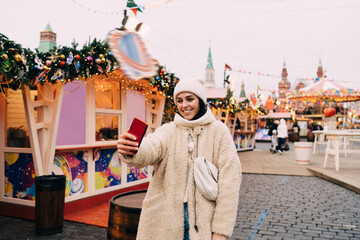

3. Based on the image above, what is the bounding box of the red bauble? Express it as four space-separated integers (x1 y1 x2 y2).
324 107 336 117
59 61 66 68
75 54 81 61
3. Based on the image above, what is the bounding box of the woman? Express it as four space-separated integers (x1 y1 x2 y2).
275 119 288 154
117 78 242 240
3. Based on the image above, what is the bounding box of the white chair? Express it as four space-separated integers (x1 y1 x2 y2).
315 133 327 154
323 136 341 171
348 136 360 149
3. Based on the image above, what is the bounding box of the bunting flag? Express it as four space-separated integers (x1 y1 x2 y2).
265 95 274 110
225 63 232 71
249 92 259 108
127 0 143 15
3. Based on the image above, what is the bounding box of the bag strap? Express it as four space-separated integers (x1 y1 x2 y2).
187 133 199 232
203 158 218 183
188 134 199 158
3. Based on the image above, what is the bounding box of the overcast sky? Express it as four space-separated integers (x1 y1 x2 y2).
1 0 359 96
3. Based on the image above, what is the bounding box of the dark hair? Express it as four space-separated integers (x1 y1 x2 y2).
191 98 207 120
175 95 207 120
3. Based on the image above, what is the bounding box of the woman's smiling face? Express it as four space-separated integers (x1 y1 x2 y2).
176 92 200 120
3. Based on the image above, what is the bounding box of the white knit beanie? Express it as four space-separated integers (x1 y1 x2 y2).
173 78 207 103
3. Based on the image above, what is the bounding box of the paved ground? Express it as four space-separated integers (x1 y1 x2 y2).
1 173 360 239
230 174 360 240
0 216 107 239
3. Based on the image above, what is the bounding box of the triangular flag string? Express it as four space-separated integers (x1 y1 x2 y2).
126 0 143 15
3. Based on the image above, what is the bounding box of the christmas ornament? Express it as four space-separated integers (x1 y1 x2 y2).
34 55 44 70
101 58 106 63
95 58 101 64
7 48 18 54
99 54 104 59
1 53 8 60
14 54 22 62
45 60 52 66
86 56 93 62
21 52 29 71
74 61 81 73
97 65 103 73
1 59 12 72
51 69 65 81
66 53 73 65
36 68 50 82
59 61 66 68
75 54 81 61
60 54 66 60
106 59 112 72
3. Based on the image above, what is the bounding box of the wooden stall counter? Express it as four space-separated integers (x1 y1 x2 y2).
233 130 256 152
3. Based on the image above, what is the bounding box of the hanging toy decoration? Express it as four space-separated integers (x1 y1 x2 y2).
66 53 73 65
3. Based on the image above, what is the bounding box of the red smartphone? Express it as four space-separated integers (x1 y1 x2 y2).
128 118 148 151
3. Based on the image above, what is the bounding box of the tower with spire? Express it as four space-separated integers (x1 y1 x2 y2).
38 23 57 53
205 46 216 87
240 81 246 98
316 59 324 82
278 60 291 98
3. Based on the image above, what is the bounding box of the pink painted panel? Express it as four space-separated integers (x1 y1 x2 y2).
126 90 146 129
56 82 86 145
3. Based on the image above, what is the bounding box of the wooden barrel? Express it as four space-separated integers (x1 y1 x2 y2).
293 133 300 142
107 190 147 240
35 175 66 235
288 133 294 142
307 132 315 142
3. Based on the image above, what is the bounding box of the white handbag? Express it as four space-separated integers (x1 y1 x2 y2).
189 134 218 201
194 156 218 201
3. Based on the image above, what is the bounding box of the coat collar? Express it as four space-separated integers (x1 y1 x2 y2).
174 107 215 129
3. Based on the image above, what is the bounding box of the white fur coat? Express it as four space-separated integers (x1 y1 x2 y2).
120 109 242 240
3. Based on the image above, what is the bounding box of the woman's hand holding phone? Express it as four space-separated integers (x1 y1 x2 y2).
117 118 148 156
117 132 139 156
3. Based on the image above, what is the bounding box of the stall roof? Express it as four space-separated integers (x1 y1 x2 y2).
206 87 227 99
259 112 291 119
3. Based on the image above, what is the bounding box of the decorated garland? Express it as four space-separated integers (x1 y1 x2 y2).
0 33 255 112
149 65 179 99
0 33 179 97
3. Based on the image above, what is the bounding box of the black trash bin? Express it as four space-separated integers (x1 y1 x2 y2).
35 175 66 235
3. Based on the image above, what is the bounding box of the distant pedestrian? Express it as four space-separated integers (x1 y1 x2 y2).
269 120 279 153
275 119 288 154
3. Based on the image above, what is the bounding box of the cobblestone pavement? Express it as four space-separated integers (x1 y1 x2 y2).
0 216 107 240
230 174 360 240
1 174 359 239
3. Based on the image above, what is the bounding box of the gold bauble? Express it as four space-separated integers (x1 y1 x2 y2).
99 54 104 59
14 54 22 62
101 58 106 63
60 54 66 60
1 53 8 60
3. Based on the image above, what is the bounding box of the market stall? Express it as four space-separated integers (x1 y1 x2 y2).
0 31 178 219
287 79 360 138
255 112 292 141
208 90 257 151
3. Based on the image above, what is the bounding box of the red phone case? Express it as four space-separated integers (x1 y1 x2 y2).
128 118 148 148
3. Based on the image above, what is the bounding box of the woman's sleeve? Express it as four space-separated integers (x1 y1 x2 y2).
211 124 242 237
119 123 171 168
